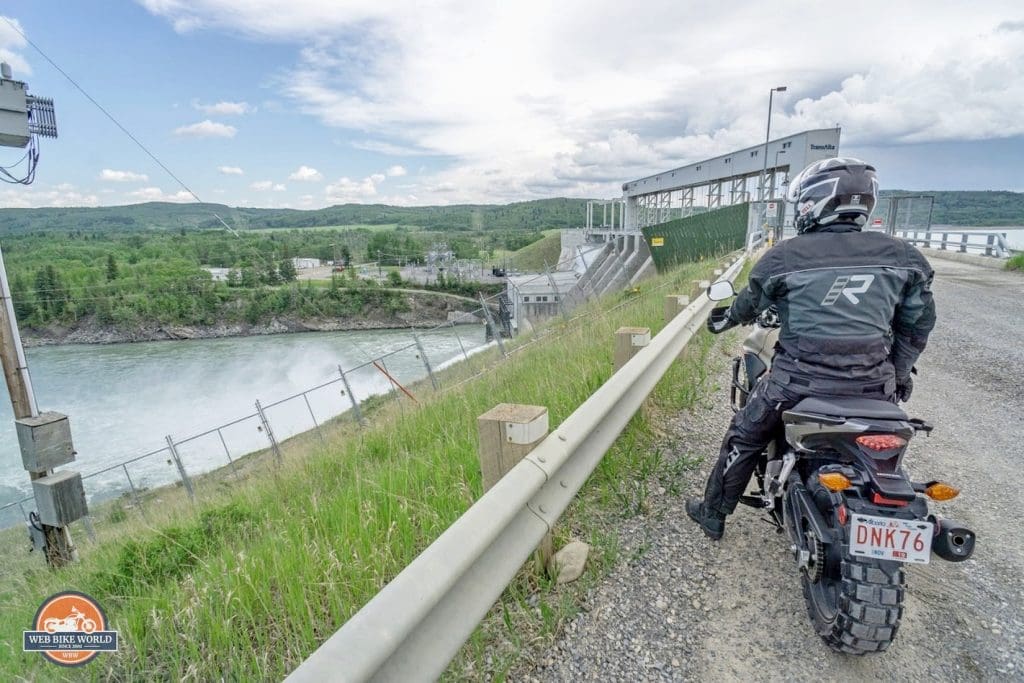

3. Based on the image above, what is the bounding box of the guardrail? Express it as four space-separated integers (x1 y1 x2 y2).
285 255 746 682
895 229 1014 258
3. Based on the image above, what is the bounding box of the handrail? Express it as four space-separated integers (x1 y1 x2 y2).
285 255 747 682
895 229 1013 258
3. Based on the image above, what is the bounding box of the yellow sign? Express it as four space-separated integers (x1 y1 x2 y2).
651 237 665 247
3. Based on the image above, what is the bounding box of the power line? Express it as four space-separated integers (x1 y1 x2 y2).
0 16 238 236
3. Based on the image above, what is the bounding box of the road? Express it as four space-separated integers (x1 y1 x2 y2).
529 256 1024 681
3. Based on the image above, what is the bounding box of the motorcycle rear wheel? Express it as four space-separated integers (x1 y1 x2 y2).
803 556 904 654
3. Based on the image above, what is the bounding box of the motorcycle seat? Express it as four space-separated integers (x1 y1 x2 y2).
784 396 908 422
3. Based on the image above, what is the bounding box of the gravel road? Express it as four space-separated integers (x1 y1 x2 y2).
528 256 1024 682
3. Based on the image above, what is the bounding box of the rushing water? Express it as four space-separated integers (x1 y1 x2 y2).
0 326 488 526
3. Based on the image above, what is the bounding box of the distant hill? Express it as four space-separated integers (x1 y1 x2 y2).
0 198 594 234
1 191 1021 234
880 190 1024 226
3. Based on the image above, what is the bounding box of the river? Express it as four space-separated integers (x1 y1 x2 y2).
0 326 488 527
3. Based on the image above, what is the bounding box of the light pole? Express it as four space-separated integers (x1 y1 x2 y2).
760 85 787 200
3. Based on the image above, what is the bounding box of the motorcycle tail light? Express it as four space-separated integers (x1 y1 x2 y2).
924 482 960 501
818 472 852 492
855 434 907 451
837 504 848 526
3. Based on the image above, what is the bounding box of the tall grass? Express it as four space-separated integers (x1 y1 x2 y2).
0 257 729 681
1007 253 1024 271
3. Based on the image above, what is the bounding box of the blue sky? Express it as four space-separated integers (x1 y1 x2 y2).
1 1 1023 209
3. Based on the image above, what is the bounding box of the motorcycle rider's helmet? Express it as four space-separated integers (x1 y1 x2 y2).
786 157 878 234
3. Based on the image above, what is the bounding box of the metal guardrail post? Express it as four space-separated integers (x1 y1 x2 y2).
164 436 195 501
412 330 438 391
479 293 507 357
254 400 283 464
338 365 364 427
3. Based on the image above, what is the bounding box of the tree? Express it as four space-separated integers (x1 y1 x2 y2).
106 253 119 281
278 258 297 282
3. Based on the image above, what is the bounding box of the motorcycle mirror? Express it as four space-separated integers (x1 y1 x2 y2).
707 280 736 301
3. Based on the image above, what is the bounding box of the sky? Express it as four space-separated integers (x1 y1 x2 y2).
0 1 1022 210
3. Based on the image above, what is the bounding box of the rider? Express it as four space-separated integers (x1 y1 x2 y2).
686 157 936 540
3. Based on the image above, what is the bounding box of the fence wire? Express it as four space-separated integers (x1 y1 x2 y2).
0 248 607 533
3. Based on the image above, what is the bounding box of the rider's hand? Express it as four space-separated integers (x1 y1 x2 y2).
706 306 738 334
895 375 913 403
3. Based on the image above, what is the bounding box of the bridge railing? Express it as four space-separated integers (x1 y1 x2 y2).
284 255 746 682
895 229 1014 258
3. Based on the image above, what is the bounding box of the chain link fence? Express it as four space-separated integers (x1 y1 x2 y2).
0 249 604 541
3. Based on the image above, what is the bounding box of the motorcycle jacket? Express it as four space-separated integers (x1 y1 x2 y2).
728 222 936 393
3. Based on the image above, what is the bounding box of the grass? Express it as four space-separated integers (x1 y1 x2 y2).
1006 253 1024 271
0 254 734 681
510 231 563 272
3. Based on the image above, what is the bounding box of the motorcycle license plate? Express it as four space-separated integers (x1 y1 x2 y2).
849 514 933 564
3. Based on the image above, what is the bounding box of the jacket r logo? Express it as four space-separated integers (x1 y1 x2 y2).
821 274 875 306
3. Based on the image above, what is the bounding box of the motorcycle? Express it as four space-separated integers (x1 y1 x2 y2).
44 606 97 634
706 280 976 655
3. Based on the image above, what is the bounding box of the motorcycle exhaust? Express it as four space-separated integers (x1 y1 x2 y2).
928 515 976 562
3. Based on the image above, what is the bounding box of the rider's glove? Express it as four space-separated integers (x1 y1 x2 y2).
895 375 914 403
706 306 739 335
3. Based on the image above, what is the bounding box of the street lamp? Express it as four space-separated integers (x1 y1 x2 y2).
761 85 787 200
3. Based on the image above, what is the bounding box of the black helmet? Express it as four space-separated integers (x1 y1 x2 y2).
786 157 878 233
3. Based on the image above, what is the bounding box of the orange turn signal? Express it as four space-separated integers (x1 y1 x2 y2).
924 482 960 501
818 472 852 492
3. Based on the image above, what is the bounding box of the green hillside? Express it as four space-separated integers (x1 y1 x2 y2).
0 198 593 235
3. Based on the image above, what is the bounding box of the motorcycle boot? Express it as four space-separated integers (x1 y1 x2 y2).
686 499 725 540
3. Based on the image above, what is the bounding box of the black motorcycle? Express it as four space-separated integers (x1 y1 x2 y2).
707 280 976 655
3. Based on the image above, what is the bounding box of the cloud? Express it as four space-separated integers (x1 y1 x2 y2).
288 165 323 181
324 175 378 203
99 169 149 182
350 139 432 156
386 165 407 177
251 180 287 191
0 15 31 76
142 2 1024 202
0 184 98 208
126 187 194 203
193 100 253 115
173 120 237 138
218 165 244 175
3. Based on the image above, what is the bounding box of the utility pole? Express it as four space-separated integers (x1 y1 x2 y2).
0 62 83 568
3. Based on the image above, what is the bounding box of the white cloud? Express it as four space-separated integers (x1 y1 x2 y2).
0 15 31 76
386 165 407 177
193 100 253 115
173 120 237 138
126 187 194 203
251 180 287 191
324 175 378 203
288 165 323 181
0 184 98 208
142 2 1024 201
218 165 244 175
99 169 149 182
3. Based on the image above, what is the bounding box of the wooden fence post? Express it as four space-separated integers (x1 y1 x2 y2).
664 295 690 322
477 404 553 570
614 327 651 371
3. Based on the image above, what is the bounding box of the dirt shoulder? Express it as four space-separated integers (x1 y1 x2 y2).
525 258 1023 681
